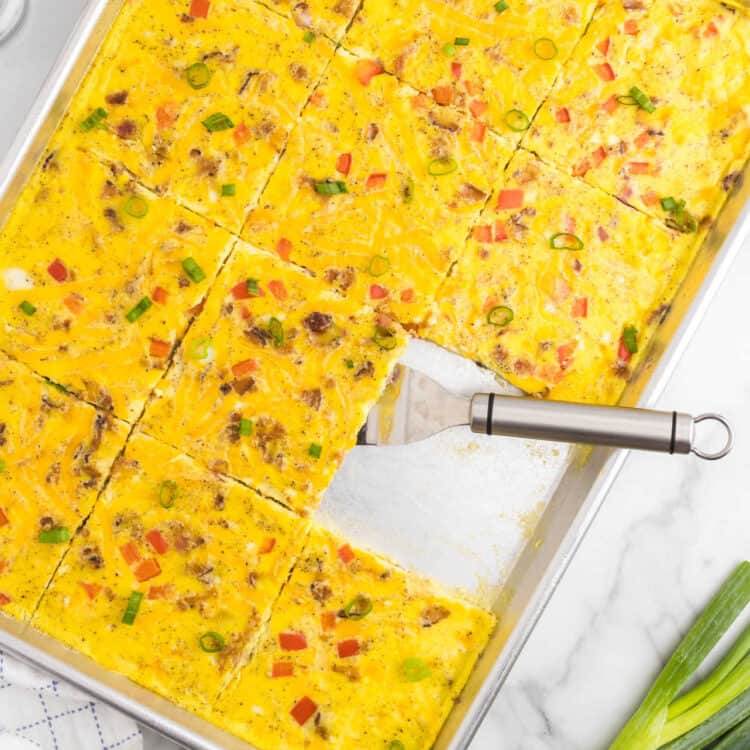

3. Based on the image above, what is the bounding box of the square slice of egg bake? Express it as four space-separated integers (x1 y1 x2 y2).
0 355 128 622
33 431 309 718
212 525 496 750
61 0 336 234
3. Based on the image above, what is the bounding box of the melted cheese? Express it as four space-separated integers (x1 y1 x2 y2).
526 0 750 225
422 150 697 404
62 0 335 234
346 0 598 143
0 146 233 422
243 50 514 325
235 0 360 41
214 525 495 750
33 431 308 716
0 356 127 622
140 241 407 514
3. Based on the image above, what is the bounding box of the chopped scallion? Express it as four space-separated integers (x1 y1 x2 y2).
19 300 36 316
345 359 354 369
443 43 456 56
427 157 458 176
622 325 638 355
182 257 207 284
202 112 234 132
486 305 514 327
504 109 531 132
495 0 509 11
314 180 349 196
616 94 638 106
221 183 236 197
239 418 253 437
343 595 373 620
247 278 260 297
303 30 315 43
80 107 108 133
122 591 144 626
189 336 212 360
629 85 656 113
401 657 431 682
38 527 70 544
186 62 212 90
126 297 153 323
366 255 390 277
455 37 470 46
268 317 284 347
389 742 406 750
309 443 322 460
550 232 584 251
123 196 149 219
533 37 558 60
661 197 679 212
0 459 5 473
373 326 398 350
199 631 226 653
158 480 178 509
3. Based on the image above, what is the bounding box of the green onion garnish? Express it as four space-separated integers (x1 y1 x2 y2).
504 109 531 132
389 743 406 750
345 359 354 369
269 317 284 347
455 37 470 46
124 196 149 219
615 94 638 106
661 197 698 234
122 591 144 626
126 297 153 323
247 278 260 297
221 183 236 197
189 336 212 360
186 62 212 90
533 38 558 60
182 257 207 284
158 480 178 509
239 418 253 437
303 30 316 43
343 595 373 620
550 232 584 251
373 326 398 351
0 459 5 473
629 86 656 113
427 157 458 176
366 255 390 277
495 0 509 11
202 112 234 132
38 527 70 544
486 305 514 327
80 107 108 133
314 180 349 196
309 443 322 460
199 631 226 653
622 325 638 355
443 43 456 56
19 300 36 316
401 657 431 682
661 197 679 212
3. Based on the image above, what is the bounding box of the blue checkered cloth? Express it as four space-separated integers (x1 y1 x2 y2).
0 650 142 750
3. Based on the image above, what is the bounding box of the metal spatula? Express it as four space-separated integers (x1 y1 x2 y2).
357 364 733 460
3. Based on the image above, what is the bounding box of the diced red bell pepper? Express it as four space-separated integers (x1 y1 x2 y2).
354 59 384 86
47 258 68 283
469 99 488 118
64 294 84 315
473 225 493 243
147 585 173 600
338 544 355 564
268 280 287 301
0 593 11 607
233 123 250 147
571 297 588 319
150 339 171 358
603 95 618 114
400 288 415 303
557 342 577 370
232 359 259 378
336 153 352 176
156 103 178 130
596 37 610 56
431 85 454 106
618 337 633 362
496 189 524 210
0 508 8 527
277 238 293 261
337 639 360 658
470 122 487 143
494 221 509 242
411 93 430 109
555 107 571 124
152 286 169 304
272 662 294 678
624 19 639 34
594 62 616 81
146 529 169 555
704 21 719 37
259 537 276 555
634 130 651 149
591 146 607 168
451 62 462 80
369 284 388 300
572 159 591 177
119 541 141 566
231 280 251 300
366 173 388 190
628 161 651 175
597 226 610 242
321 611 336 631
135 558 162 582
80 582 101 601
291 696 317 726
190 0 210 18
641 190 660 207
279 631 308 651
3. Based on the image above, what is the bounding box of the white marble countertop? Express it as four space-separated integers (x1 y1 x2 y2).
2 4 748 749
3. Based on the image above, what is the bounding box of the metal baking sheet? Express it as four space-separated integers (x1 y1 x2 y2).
1 2 749 749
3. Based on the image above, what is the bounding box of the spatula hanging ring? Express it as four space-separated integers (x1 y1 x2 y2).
690 414 734 461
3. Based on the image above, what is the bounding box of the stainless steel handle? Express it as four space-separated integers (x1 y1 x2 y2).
470 394 733 460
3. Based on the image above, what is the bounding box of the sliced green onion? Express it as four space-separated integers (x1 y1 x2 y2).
533 38 558 60
389 743 406 750
661 197 698 234
158 480 178 509
269 317 284 347
202 112 234 132
314 180 348 196
443 43 456 56
455 37 470 46
610 562 750 750
0 459 5 473
373 326 398 350
622 325 638 355
427 157 458 176
550 232 584 251
366 255 390 277
495 0 509 11
189 336 212 360
19 300 36 316
122 591 144 626
343 595 373 620
486 305 514 327
345 359 354 368
401 657 431 682
182 257 207 284
504 109 531 132
303 30 316 43
239 418 253 437
247 278 260 297
199 631 226 653
126 297 153 323
124 196 149 219
402 176 415 204
661 196 679 212
80 107 108 133
629 85 656 113
221 183 236 197
38 527 70 544
309 443 322 460
186 62 212 90
616 94 638 106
